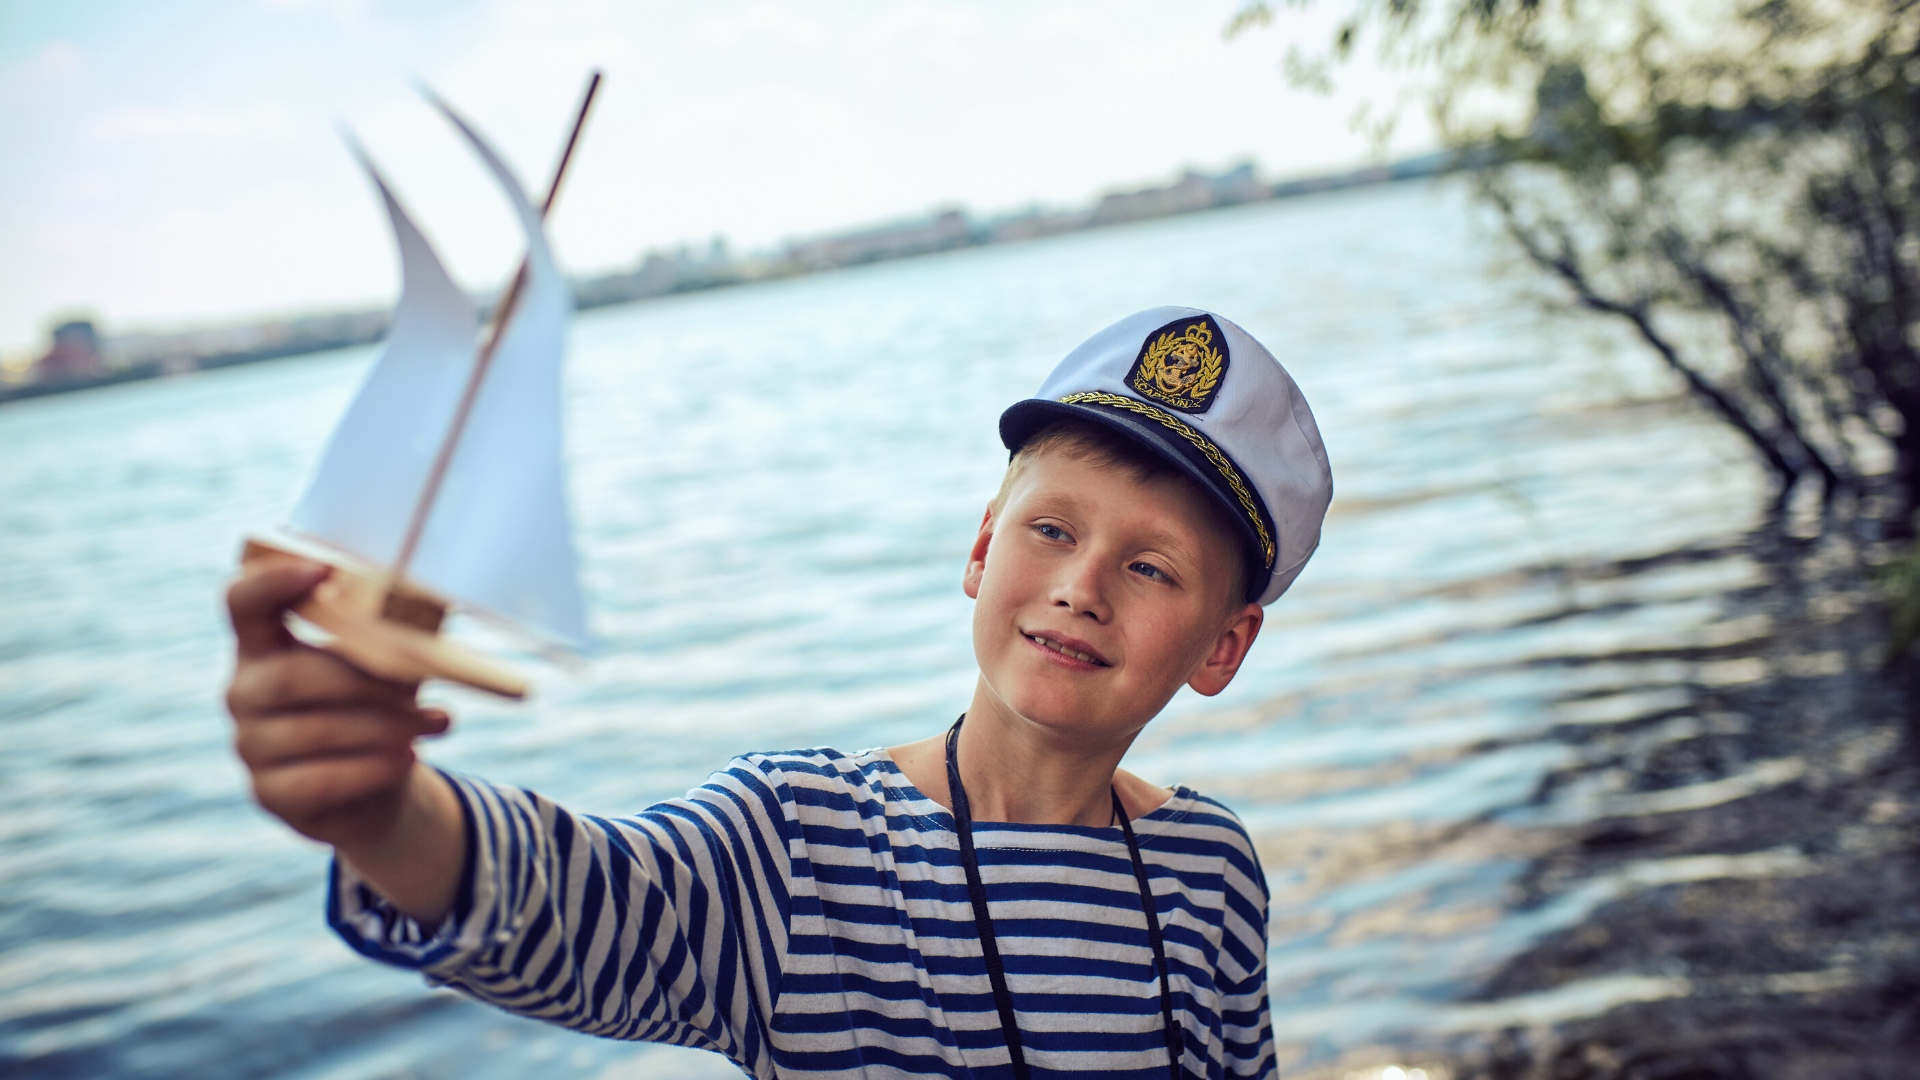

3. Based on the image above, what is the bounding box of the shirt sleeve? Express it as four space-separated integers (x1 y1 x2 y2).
1215 820 1277 1079
328 761 799 1073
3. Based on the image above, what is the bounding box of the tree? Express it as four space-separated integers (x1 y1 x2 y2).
1234 0 1920 527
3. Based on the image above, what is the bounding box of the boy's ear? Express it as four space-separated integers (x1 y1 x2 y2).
962 505 996 600
1187 602 1264 697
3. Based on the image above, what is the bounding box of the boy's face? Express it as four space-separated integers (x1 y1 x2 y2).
963 446 1263 748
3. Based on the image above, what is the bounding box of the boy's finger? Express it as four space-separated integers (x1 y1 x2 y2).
228 647 419 719
228 560 330 658
236 705 449 768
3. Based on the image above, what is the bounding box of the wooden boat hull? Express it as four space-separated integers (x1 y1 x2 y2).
242 537 529 699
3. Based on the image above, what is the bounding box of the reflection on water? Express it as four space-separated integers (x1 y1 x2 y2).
0 178 1793 1078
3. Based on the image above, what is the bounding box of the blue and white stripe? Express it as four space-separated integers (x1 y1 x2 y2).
331 747 1275 1078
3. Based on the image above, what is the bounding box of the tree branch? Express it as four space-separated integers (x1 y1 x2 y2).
1486 180 1805 492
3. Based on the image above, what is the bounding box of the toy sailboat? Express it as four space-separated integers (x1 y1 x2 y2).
243 78 601 699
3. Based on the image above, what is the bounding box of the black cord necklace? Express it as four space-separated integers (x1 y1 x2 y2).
943 715 1182 1079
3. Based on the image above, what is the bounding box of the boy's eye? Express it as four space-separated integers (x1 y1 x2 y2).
1035 523 1069 542
1130 561 1167 581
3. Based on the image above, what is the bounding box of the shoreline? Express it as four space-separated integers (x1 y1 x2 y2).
0 154 1455 407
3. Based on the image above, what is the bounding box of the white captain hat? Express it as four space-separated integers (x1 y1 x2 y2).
998 306 1333 605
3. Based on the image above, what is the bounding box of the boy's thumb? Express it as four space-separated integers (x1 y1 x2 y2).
228 560 330 658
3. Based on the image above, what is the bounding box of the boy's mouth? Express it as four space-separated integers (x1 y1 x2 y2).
1024 632 1110 667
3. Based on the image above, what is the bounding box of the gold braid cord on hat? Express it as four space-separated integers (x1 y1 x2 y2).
1059 390 1275 571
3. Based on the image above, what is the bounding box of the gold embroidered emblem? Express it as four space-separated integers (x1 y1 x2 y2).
1126 314 1228 413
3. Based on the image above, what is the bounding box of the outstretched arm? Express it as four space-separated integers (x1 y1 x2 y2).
230 559 795 1067
225 557 466 924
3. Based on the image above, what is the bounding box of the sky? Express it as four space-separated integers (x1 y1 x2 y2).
0 0 1430 359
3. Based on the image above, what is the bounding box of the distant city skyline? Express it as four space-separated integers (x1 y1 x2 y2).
0 0 1431 359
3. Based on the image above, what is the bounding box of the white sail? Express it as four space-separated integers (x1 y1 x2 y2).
288 147 478 584
408 99 588 648
289 108 589 650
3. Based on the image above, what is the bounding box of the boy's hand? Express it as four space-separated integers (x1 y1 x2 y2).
226 559 447 847
226 558 465 923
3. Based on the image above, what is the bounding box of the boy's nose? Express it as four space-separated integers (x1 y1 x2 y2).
1050 555 1111 623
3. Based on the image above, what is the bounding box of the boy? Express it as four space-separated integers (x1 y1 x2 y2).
226 306 1333 1078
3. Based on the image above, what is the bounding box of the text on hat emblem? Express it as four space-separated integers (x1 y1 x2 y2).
1126 314 1229 413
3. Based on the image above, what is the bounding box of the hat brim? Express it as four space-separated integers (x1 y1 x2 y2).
998 397 1268 603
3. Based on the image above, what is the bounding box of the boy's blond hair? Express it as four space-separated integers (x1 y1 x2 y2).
991 418 1251 607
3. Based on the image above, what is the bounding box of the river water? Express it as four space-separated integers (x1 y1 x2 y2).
1 179 1772 1078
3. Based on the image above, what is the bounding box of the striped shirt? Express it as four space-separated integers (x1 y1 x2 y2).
330 747 1276 1078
